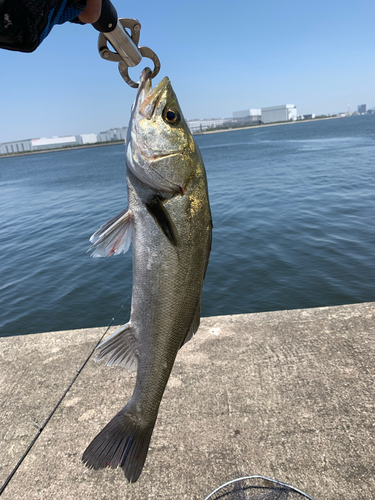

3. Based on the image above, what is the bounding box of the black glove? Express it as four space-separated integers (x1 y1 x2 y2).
0 0 87 52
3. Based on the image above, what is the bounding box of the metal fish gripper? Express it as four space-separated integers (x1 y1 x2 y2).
92 0 160 88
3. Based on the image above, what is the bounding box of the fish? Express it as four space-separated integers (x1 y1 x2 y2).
82 67 212 483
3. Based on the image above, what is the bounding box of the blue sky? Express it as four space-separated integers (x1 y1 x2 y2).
0 0 374 143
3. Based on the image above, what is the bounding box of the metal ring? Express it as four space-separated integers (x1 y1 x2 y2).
118 46 161 88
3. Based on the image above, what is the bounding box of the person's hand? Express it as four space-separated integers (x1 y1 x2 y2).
78 0 103 24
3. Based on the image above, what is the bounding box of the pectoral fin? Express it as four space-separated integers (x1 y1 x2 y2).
88 209 133 257
146 196 180 247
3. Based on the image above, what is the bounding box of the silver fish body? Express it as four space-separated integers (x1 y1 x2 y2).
82 69 212 482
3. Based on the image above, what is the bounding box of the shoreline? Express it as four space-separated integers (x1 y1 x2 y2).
0 116 341 159
193 115 341 136
0 140 125 159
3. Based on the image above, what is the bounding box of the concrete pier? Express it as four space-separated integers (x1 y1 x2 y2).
1 302 374 499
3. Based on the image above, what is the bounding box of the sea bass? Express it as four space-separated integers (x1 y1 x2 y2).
82 68 212 482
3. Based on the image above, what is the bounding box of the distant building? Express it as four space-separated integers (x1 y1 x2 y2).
78 133 98 145
31 136 78 151
1 133 97 154
358 104 367 114
97 127 128 142
299 114 315 120
186 118 231 133
232 109 261 126
261 104 297 124
0 139 32 154
0 128 130 155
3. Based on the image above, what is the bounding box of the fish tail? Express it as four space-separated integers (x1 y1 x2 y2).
82 406 155 483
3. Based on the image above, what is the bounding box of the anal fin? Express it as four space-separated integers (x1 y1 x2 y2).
95 323 137 370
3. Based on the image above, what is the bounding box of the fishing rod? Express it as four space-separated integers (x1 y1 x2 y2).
0 299 130 496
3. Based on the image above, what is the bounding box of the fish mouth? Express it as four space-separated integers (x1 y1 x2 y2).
139 68 169 99
138 67 153 95
137 70 169 119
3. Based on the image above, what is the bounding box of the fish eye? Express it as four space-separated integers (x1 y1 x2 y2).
163 108 180 125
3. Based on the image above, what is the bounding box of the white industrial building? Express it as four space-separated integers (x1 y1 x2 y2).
261 105 297 124
232 109 261 126
299 114 316 120
1 135 87 154
0 127 129 155
0 139 33 154
79 133 98 145
97 127 128 142
31 136 78 151
186 118 231 133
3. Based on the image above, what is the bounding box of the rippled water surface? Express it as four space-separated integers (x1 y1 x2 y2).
1 114 375 337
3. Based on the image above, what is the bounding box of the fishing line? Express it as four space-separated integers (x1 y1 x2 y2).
0 298 130 496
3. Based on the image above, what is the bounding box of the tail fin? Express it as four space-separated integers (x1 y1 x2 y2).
82 408 155 483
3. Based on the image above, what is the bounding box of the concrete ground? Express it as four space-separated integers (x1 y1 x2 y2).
0 302 374 499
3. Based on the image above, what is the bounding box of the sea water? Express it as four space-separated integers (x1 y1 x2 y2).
1 114 374 337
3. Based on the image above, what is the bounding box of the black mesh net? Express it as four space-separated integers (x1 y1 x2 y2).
205 476 314 500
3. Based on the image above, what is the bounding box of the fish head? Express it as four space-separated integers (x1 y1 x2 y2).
127 68 196 196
